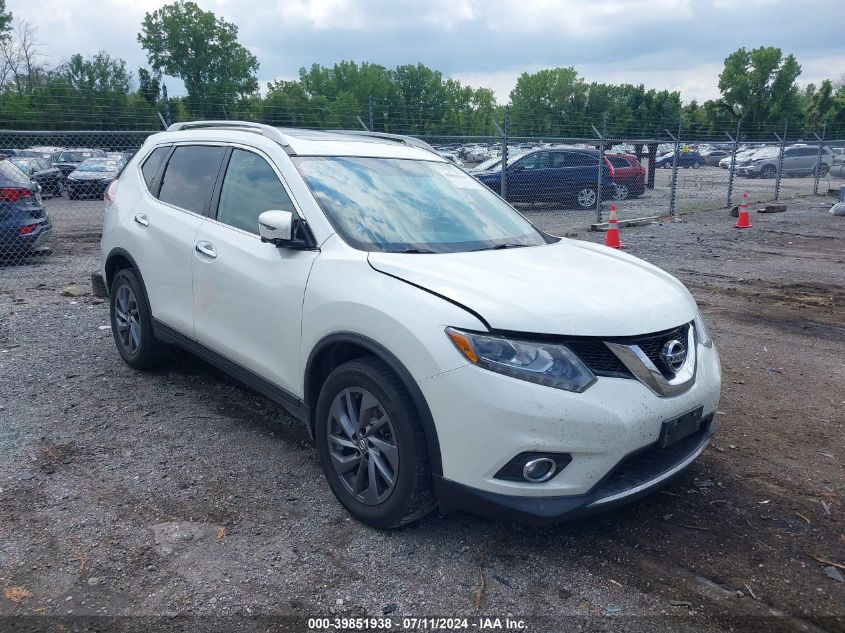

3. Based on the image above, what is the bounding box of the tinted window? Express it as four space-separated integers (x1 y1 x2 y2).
564 152 599 167
607 156 630 169
141 147 169 190
216 149 295 234
158 145 225 214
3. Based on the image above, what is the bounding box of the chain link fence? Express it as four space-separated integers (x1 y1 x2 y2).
1 124 843 268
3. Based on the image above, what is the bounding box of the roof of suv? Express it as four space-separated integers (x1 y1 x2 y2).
162 121 445 161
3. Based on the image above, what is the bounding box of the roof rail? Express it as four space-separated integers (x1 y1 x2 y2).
167 120 289 146
338 130 438 155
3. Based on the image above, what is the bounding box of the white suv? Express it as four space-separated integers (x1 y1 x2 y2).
94 121 721 529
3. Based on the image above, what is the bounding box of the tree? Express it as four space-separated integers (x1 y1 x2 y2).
138 68 160 108
717 46 802 135
138 1 259 118
509 67 588 136
0 1 12 40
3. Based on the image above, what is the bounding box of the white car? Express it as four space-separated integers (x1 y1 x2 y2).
94 121 721 529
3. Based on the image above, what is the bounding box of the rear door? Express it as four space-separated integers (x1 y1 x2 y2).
135 143 226 337
192 146 319 398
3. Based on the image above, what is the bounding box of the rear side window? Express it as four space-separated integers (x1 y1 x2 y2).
607 156 630 169
141 147 169 191
564 152 599 167
216 149 295 235
158 145 225 214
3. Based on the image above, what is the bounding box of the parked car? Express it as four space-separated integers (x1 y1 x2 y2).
473 148 617 209
655 150 704 169
701 149 731 166
0 160 52 257
605 154 645 200
719 148 757 169
94 121 721 528
66 157 125 199
9 157 65 196
17 146 64 162
736 144 833 178
53 148 107 179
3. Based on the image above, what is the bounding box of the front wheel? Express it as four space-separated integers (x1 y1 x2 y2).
761 165 777 179
816 165 829 177
315 358 435 529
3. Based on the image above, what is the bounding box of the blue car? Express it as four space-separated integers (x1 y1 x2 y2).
473 148 616 209
656 150 704 169
0 160 52 258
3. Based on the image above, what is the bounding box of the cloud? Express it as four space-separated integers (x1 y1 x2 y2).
6 0 842 103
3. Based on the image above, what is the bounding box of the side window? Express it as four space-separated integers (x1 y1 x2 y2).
515 152 548 170
158 145 225 214
216 149 295 235
564 152 599 167
140 147 169 191
607 156 629 169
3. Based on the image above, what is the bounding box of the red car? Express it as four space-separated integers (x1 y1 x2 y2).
606 154 645 200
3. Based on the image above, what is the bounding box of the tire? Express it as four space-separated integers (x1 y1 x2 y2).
816 165 829 177
761 165 777 179
315 357 435 529
575 185 597 210
692 162 700 169
109 268 167 370
613 183 629 200
662 162 672 169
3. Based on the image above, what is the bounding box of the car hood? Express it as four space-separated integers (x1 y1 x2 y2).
368 240 697 336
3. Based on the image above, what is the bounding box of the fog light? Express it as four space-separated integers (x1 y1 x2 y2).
522 458 557 483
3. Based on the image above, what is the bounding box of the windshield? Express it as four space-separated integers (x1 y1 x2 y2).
293 156 548 253
77 159 119 172
10 159 32 174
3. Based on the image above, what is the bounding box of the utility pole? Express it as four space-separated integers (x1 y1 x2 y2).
773 120 788 201
812 122 827 196
500 107 509 200
725 119 741 207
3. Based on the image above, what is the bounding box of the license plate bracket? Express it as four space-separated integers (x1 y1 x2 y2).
659 406 704 448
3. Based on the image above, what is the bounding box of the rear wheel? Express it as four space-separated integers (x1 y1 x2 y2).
315 357 435 529
816 165 829 177
109 268 167 369
575 185 597 209
613 183 629 200
761 165 777 179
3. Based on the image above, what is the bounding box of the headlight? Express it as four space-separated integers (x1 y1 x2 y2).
445 328 596 392
693 312 713 348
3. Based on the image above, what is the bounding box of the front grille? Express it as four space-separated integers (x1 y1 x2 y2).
566 323 691 379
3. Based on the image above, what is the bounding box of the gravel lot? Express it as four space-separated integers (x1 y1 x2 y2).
1 193 843 632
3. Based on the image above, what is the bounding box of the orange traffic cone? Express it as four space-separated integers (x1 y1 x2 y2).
605 203 623 249
735 192 752 229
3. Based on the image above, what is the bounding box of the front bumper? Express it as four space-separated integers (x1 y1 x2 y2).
419 342 721 520
435 416 714 524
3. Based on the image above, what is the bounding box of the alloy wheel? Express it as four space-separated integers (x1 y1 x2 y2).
114 284 141 355
577 187 597 209
326 387 398 505
613 183 629 200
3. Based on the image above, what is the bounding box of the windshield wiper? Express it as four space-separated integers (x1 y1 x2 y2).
392 248 437 254
473 243 529 252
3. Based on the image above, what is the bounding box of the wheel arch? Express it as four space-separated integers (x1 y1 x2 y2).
304 332 443 477
105 248 155 316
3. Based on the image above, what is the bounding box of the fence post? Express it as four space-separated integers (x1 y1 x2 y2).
592 118 606 223
813 123 826 195
500 107 509 200
368 95 374 132
774 120 788 201
665 123 681 216
725 120 741 208
161 83 171 128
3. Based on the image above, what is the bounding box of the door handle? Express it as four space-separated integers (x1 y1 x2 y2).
133 213 149 227
195 241 217 259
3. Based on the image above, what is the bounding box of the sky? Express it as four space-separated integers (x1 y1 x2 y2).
8 0 845 104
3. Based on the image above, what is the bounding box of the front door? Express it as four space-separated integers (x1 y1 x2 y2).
192 147 319 399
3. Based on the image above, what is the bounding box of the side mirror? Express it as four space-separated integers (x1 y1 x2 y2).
258 209 317 250
258 209 293 242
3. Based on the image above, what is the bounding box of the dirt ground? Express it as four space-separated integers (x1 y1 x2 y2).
0 195 843 633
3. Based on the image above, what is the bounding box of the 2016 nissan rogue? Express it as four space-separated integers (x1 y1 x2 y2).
94 121 722 529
